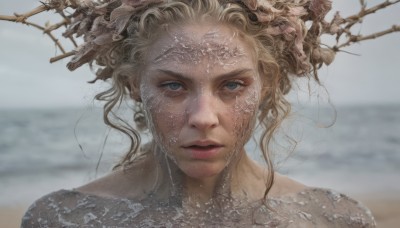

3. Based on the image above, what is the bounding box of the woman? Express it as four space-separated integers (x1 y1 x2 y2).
18 0 376 227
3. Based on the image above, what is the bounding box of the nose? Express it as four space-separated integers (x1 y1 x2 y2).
187 93 219 130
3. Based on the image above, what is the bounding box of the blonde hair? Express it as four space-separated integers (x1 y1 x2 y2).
93 0 315 199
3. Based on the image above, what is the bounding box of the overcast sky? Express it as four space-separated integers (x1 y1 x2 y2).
0 1 399 109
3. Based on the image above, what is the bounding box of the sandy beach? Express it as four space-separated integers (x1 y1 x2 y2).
0 205 26 228
1 195 399 228
362 198 400 228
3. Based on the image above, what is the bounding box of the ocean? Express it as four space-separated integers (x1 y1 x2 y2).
1 105 400 206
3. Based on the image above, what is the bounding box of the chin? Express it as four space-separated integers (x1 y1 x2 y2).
179 161 225 180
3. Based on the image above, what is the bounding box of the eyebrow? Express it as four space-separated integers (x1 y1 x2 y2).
156 68 254 82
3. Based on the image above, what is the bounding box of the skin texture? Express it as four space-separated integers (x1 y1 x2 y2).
77 22 306 205
140 23 261 199
23 23 375 227
17 6 376 228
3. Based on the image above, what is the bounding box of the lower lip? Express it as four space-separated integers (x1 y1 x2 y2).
184 146 223 159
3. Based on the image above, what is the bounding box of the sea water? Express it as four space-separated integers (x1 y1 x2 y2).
1 105 399 206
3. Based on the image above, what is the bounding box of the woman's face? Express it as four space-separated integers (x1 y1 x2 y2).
140 22 262 180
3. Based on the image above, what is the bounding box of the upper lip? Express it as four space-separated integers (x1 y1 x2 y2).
182 140 223 148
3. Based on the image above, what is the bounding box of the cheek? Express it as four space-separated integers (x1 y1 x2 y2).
229 86 261 146
141 87 186 149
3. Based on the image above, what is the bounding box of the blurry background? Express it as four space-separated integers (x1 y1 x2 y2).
1 1 399 227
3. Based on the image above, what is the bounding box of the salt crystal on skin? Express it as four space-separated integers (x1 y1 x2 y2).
21 188 375 227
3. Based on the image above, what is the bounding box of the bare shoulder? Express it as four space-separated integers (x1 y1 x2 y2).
21 189 85 227
76 167 141 198
77 152 157 199
269 172 308 197
294 187 376 227
268 175 375 227
20 188 148 227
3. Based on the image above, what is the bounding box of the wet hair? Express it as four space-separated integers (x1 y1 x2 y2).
89 0 327 199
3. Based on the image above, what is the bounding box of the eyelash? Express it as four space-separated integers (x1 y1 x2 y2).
159 79 246 95
160 81 184 91
222 80 245 92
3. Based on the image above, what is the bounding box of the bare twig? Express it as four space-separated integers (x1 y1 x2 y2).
44 19 68 32
56 11 78 47
57 10 71 24
329 0 400 53
0 5 49 22
50 51 75 63
68 36 79 47
337 25 400 49
0 6 69 54
345 0 400 23
0 0 399 69
8 19 67 54
0 15 19 22
47 31 66 53
359 0 367 9
18 20 45 31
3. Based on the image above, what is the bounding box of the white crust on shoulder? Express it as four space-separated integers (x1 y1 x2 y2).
294 187 377 227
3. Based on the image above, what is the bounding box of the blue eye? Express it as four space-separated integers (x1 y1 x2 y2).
224 81 242 90
162 82 183 91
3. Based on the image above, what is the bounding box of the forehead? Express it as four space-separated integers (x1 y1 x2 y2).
145 23 255 69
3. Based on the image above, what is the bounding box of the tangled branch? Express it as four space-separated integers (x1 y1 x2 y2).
337 25 400 50
0 0 399 67
1 5 49 22
0 2 78 60
330 0 400 51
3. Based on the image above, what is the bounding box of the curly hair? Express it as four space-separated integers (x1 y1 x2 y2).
81 0 329 199
3 0 334 201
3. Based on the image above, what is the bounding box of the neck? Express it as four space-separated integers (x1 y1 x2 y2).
182 150 265 205
154 148 266 206
184 175 220 203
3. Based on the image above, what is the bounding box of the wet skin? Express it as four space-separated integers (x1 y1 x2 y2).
139 22 263 197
